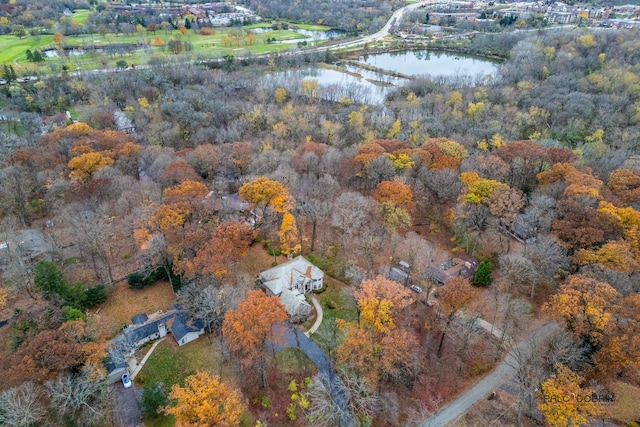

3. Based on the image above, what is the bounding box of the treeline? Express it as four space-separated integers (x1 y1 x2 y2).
0 0 90 35
237 0 405 32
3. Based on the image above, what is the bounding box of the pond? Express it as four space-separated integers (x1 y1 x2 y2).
250 27 346 43
358 50 500 82
266 67 392 105
267 50 500 105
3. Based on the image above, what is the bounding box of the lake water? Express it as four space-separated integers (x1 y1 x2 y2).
275 51 501 105
358 50 500 82
251 27 346 43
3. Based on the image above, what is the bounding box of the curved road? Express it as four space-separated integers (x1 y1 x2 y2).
328 1 424 50
419 321 559 427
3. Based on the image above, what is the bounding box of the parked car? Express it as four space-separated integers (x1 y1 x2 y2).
122 373 132 389
410 285 423 293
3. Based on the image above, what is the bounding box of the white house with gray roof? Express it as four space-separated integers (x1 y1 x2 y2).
258 256 324 322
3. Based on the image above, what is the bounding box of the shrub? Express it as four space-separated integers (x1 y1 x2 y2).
127 272 146 289
63 306 86 321
199 27 214 35
85 285 107 307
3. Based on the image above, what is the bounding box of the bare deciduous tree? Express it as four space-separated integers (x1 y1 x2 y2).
0 382 46 427
45 372 111 427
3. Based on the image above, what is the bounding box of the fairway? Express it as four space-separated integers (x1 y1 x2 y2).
0 34 53 63
0 25 327 72
71 9 91 25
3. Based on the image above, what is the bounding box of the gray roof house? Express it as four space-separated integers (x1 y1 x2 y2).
105 304 205 383
258 255 324 322
427 254 478 285
168 304 206 346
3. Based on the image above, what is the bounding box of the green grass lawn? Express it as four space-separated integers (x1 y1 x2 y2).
0 23 329 71
71 9 92 26
316 276 358 323
135 338 222 389
0 34 53 64
275 347 318 375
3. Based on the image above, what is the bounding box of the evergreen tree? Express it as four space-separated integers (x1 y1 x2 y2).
33 260 66 299
473 260 492 287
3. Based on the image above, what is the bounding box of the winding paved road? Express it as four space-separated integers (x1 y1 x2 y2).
419 321 559 427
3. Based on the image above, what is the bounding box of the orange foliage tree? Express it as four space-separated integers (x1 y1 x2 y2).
336 276 419 392
162 371 247 427
435 276 476 358
176 220 256 279
222 290 288 388
67 151 114 182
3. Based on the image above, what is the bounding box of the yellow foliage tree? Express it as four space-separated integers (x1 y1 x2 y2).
278 212 301 255
446 90 463 110
537 364 605 427
467 101 484 119
274 87 287 104
239 177 293 223
386 152 415 170
68 151 114 182
150 203 190 233
359 297 395 333
574 240 639 272
301 79 318 98
544 275 620 347
63 122 93 137
386 119 401 138
162 371 247 427
460 172 508 204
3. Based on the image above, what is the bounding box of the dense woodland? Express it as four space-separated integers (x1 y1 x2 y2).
1 19 640 427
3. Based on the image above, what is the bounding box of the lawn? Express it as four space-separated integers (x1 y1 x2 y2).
275 347 318 375
134 338 222 389
315 275 358 323
95 280 175 336
0 25 320 70
0 34 52 63
136 338 254 427
71 9 92 26
608 381 640 423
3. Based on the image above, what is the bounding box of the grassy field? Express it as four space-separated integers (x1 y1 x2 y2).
71 9 92 26
0 24 328 72
0 34 52 64
608 381 640 423
134 338 222 388
96 280 175 336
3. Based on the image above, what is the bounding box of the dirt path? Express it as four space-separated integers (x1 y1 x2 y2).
418 321 559 427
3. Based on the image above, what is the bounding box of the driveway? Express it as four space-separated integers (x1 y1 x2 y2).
270 323 354 427
419 321 559 427
111 381 142 427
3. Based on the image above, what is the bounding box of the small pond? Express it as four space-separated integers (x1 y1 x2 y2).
251 27 346 43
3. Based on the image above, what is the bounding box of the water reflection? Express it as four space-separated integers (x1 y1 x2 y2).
358 50 500 80
268 51 500 105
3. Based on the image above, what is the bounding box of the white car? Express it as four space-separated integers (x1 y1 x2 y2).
410 285 423 294
121 373 132 389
